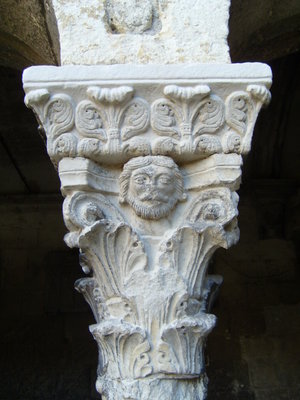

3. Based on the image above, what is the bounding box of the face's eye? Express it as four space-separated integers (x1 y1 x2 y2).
157 174 172 185
133 175 148 185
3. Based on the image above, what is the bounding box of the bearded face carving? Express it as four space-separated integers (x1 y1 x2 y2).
119 156 186 220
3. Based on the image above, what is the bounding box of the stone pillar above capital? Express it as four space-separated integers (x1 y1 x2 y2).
23 63 271 400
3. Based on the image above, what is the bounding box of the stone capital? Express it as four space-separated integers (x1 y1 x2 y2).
23 63 271 400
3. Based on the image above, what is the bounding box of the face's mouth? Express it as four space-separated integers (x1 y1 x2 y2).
142 199 164 208
127 192 179 220
139 192 169 203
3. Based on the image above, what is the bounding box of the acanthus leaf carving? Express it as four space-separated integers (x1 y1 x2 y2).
158 313 216 375
157 187 239 297
60 159 241 385
159 226 227 298
64 192 148 298
75 277 105 323
90 320 152 379
78 222 148 298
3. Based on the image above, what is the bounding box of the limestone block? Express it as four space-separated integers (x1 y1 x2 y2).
23 63 272 399
50 0 231 64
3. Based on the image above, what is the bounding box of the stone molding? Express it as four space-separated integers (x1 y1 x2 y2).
23 64 271 400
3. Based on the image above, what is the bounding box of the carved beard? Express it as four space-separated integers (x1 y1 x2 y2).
127 194 179 220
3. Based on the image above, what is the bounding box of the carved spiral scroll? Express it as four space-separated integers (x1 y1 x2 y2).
63 192 123 233
151 99 181 139
193 95 225 136
45 94 74 138
76 100 107 140
225 91 254 136
121 98 150 141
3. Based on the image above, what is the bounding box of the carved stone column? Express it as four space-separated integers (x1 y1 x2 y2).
23 63 271 400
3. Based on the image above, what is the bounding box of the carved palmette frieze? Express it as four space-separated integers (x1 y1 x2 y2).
151 87 225 158
77 87 150 158
25 76 271 166
23 64 272 400
25 86 151 165
151 84 270 161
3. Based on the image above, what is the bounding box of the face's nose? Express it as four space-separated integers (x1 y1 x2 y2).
144 177 156 189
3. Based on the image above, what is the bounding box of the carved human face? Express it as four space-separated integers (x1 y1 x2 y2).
120 156 185 220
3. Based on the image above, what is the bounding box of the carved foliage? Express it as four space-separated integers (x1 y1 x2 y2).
64 190 152 379
90 321 152 379
225 84 271 154
75 277 104 322
150 83 271 159
225 91 253 136
24 82 271 164
159 188 239 297
25 86 150 164
64 192 147 298
63 178 240 379
75 100 106 140
158 314 216 375
76 86 150 159
151 85 225 158
25 91 76 163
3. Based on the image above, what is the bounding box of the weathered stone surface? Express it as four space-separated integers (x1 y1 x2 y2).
51 0 231 64
23 63 271 399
